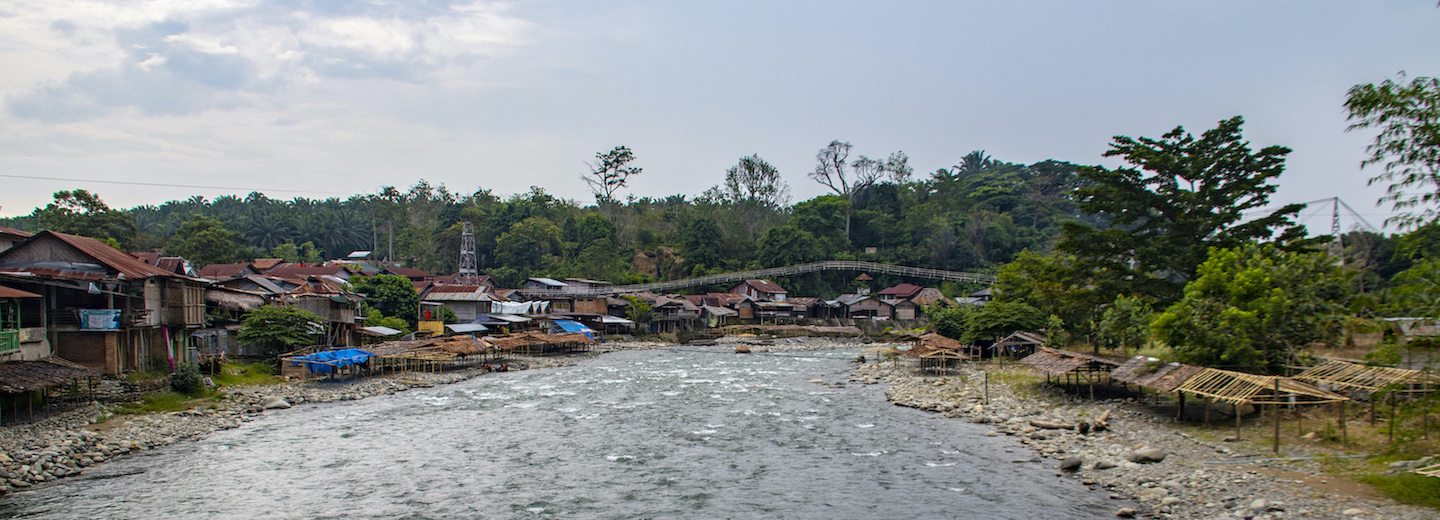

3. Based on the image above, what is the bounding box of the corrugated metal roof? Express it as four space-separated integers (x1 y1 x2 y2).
877 283 923 297
0 285 41 298
0 231 180 280
738 279 786 293
0 226 32 239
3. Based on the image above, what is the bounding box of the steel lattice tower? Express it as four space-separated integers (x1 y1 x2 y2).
458 222 478 285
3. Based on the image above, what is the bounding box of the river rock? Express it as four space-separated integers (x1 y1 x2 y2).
1125 447 1167 463
1342 508 1366 516
1093 460 1116 470
1059 456 1082 471
1115 507 1136 518
261 396 292 410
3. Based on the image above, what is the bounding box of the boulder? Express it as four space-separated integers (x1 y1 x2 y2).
260 396 292 410
1059 457 1082 471
735 345 751 354
1115 507 1136 518
1125 447 1167 463
1093 460 1117 470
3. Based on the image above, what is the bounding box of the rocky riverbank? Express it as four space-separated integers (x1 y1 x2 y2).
0 339 669 494
0 336 1433 520
850 360 1436 520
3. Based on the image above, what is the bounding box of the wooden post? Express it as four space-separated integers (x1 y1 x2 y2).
1389 391 1397 444
1235 403 1242 440
1205 397 1212 426
1273 381 1281 453
1340 400 1347 445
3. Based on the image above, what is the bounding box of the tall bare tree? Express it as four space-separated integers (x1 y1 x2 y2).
583 146 642 205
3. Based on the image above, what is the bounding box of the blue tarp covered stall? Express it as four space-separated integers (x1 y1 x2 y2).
292 348 374 374
549 319 596 339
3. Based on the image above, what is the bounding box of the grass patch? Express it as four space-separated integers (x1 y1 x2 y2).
114 392 207 415
1358 473 1440 508
207 362 281 387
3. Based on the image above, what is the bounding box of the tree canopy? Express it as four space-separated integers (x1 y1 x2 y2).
1151 244 1349 369
1346 74 1440 229
237 305 325 357
1058 116 1306 304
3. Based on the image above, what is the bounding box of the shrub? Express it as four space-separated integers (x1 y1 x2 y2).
170 363 204 395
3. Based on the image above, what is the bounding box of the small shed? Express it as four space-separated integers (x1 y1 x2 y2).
992 330 1048 358
1019 347 1122 390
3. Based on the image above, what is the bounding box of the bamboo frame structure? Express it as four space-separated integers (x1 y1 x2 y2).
1173 368 1349 406
1417 463 1440 478
1292 360 1440 392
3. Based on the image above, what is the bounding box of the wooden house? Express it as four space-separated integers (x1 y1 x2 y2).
730 279 788 302
0 226 32 254
0 231 208 375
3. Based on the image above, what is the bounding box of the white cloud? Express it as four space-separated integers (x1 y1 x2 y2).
0 0 533 120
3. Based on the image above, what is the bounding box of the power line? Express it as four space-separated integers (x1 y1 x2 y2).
0 173 355 197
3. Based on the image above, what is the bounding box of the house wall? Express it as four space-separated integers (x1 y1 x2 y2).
847 299 892 319
56 331 116 374
574 298 605 314
895 302 918 320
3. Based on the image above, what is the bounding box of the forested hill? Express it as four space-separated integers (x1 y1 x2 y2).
0 150 1098 296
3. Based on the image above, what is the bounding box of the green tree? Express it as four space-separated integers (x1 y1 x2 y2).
30 190 138 248
1151 244 1349 370
926 304 972 340
962 300 1045 344
351 274 421 326
1095 295 1153 355
994 250 1111 341
1385 258 1440 317
1345 74 1440 228
363 308 411 334
1058 116 1306 304
680 217 724 273
622 295 653 331
495 217 563 269
756 225 822 268
269 241 324 263
237 305 325 357
165 215 253 266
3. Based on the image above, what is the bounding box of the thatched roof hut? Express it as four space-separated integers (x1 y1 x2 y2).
0 358 95 393
1110 356 1206 393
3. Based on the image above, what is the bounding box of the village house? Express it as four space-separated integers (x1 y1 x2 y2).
730 279 787 302
0 231 207 375
419 284 498 323
0 226 32 254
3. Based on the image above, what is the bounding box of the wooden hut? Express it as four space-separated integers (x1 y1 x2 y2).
992 330 1048 358
1019 347 1122 396
1111 356 1206 395
0 358 97 424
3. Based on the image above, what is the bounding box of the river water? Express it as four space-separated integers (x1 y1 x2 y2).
0 347 1120 519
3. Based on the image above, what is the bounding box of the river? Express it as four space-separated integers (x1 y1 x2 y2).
0 347 1120 519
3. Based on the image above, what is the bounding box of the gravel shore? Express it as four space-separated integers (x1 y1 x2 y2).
0 336 1433 520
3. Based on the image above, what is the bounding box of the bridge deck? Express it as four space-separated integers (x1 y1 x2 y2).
522 261 996 297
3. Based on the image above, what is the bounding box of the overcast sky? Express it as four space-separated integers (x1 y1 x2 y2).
2 1 1437 233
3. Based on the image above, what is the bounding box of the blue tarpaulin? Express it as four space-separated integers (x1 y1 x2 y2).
551 319 596 339
293 348 374 374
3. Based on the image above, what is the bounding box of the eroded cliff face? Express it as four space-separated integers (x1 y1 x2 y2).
631 246 685 280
